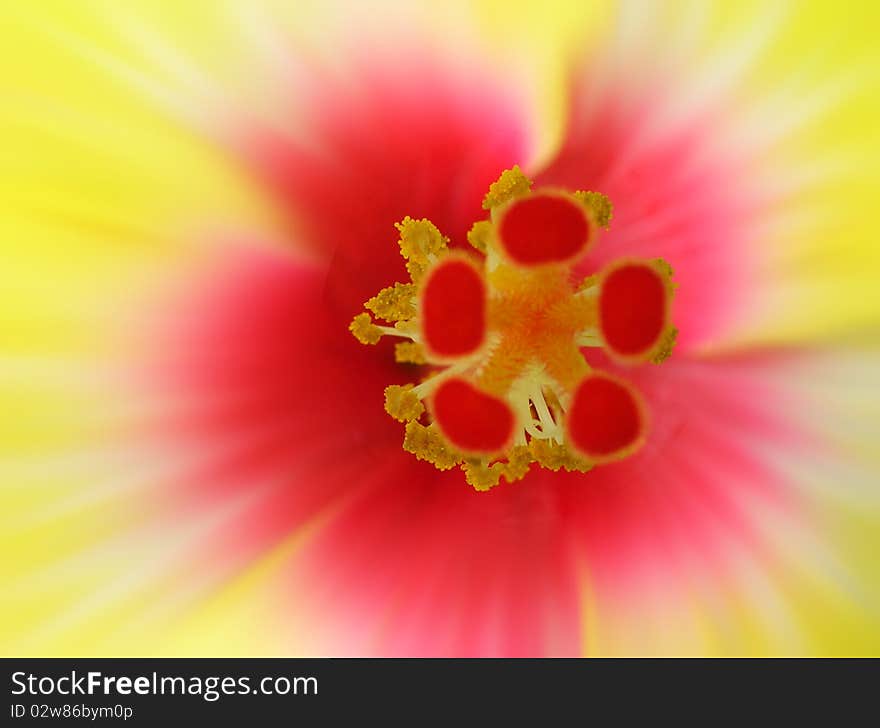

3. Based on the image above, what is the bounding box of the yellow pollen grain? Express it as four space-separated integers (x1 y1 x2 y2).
642 258 677 364
462 445 533 492
482 165 532 210
403 421 462 470
349 312 383 345
502 445 534 481
650 326 678 364
654 257 675 280
574 190 614 229
405 259 428 283
462 460 504 491
395 341 427 365
365 282 417 322
392 320 419 337
529 439 592 473
384 384 426 422
467 219 493 253
395 216 449 269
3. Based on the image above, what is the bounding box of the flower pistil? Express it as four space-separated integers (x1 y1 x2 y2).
350 167 677 491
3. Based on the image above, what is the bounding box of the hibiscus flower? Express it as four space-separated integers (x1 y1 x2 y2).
2 1 879 656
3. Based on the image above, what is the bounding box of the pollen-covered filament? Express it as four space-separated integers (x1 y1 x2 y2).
350 166 677 491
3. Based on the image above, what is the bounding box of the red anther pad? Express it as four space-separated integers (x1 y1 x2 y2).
566 373 645 461
431 378 515 454
598 261 668 359
420 255 487 359
497 192 592 266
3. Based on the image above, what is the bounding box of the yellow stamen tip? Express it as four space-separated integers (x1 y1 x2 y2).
384 384 426 422
653 257 676 285
482 165 532 210
394 341 427 365
395 216 449 274
403 421 462 470
650 326 678 364
502 445 534 481
349 312 383 345
406 260 428 283
365 282 417 322
463 461 503 491
574 190 614 229
462 445 533 492
529 439 592 473
467 220 493 253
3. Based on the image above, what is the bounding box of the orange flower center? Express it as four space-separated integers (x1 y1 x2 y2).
350 166 677 491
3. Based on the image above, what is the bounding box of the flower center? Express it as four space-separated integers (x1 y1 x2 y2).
350 166 677 491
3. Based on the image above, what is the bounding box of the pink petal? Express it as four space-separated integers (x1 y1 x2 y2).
236 58 530 319
536 78 756 350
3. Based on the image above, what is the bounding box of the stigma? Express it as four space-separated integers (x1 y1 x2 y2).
350 166 676 491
